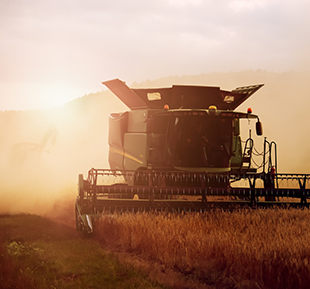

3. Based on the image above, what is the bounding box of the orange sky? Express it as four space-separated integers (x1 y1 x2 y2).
1 0 310 110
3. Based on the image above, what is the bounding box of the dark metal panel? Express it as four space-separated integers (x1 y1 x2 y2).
103 79 264 110
102 79 148 109
229 84 264 110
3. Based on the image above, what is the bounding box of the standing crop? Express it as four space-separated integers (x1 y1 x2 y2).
97 208 310 289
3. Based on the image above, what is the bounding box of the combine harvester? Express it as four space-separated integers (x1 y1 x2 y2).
76 79 310 233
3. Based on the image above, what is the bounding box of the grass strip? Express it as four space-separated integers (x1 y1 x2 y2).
0 214 165 289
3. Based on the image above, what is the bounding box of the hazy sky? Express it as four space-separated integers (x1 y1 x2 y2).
1 0 310 110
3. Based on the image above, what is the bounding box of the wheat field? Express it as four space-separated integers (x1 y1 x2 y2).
96 208 310 289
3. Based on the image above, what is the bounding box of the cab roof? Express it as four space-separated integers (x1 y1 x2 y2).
103 78 263 110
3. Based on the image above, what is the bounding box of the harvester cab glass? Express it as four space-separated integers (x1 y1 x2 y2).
169 114 231 168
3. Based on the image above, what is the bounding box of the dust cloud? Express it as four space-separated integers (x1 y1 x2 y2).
0 71 309 217
0 90 126 217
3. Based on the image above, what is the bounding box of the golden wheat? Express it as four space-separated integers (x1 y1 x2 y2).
97 208 310 288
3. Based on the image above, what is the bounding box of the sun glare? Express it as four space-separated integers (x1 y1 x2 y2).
0 82 81 111
40 83 79 109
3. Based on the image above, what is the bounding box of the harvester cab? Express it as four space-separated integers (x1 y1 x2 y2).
104 79 264 176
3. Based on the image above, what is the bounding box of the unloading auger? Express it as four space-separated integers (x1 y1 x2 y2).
75 79 310 234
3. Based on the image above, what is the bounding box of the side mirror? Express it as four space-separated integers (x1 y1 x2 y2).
256 120 263 136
